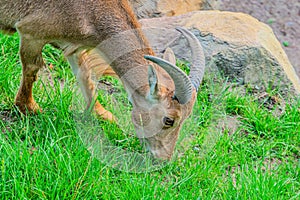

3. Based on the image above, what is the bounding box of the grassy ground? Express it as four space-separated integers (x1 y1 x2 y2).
0 33 299 199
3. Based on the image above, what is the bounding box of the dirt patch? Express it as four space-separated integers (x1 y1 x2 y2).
219 0 300 78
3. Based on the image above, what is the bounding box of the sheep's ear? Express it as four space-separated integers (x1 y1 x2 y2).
148 65 158 98
163 47 176 65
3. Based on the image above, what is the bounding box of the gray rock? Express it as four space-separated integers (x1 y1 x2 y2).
139 11 300 95
129 0 220 18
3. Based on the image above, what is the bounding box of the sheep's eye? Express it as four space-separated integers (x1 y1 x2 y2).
163 117 175 128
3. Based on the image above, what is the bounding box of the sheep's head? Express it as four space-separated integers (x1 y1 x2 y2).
131 28 205 160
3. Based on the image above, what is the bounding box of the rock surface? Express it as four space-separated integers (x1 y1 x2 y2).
139 11 300 95
129 0 220 18
219 0 300 82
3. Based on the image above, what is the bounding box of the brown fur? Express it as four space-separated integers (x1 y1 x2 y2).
0 0 199 160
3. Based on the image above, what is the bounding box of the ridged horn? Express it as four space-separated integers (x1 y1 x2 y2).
175 27 205 91
144 55 193 105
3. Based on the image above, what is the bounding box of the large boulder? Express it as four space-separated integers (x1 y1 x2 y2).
139 11 300 95
129 0 220 18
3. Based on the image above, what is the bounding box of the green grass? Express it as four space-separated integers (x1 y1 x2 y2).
0 33 299 199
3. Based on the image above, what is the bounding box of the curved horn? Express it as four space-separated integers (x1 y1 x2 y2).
175 27 205 91
144 55 193 104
